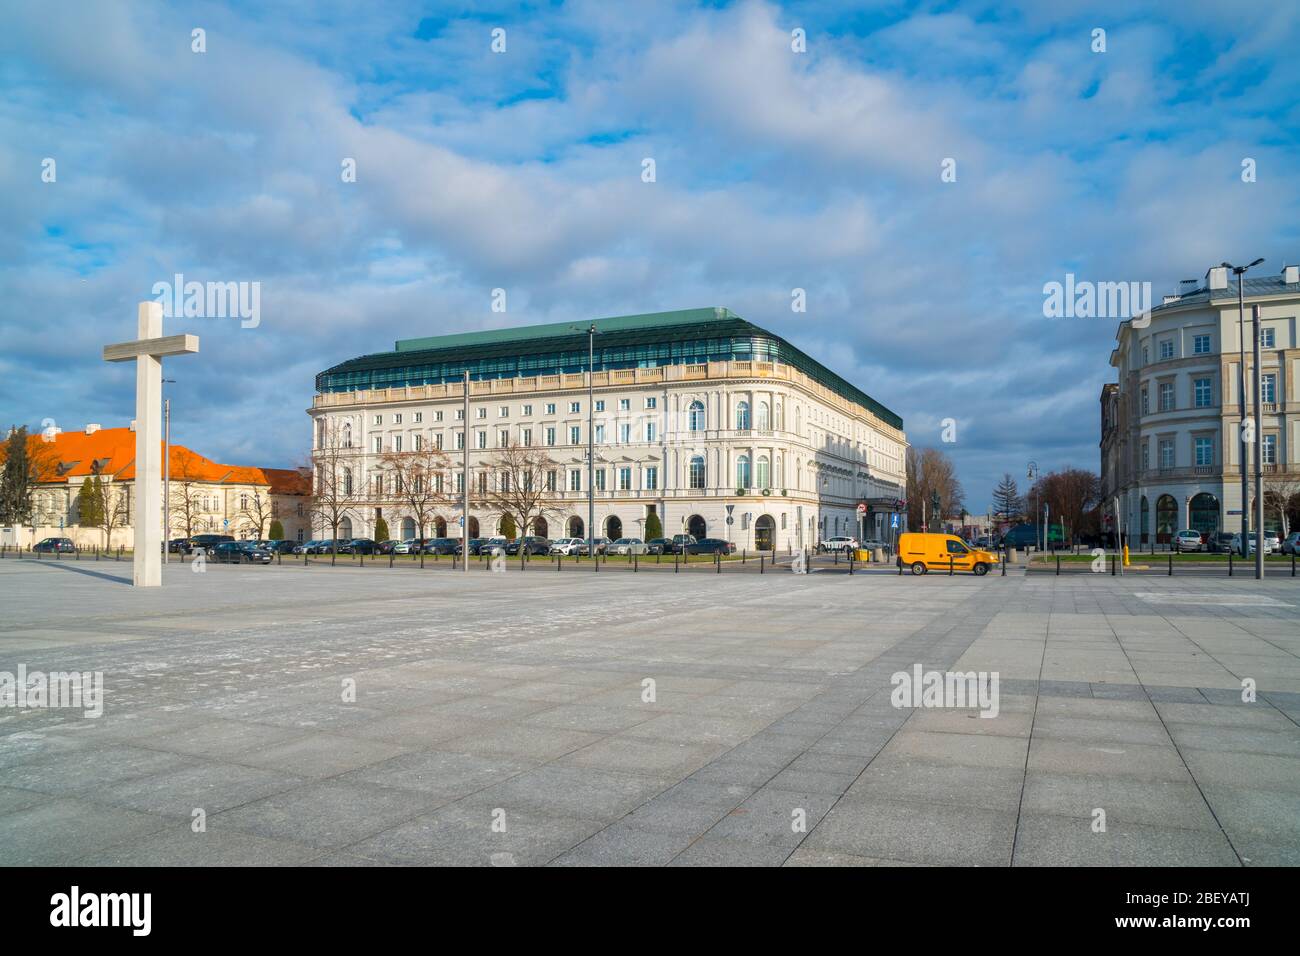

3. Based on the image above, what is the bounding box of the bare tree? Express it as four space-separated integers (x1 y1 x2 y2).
906 446 964 532
1264 473 1300 539
309 420 363 556
168 448 209 539
380 443 453 541
477 440 562 540
86 474 130 549
1029 468 1101 546
235 486 274 539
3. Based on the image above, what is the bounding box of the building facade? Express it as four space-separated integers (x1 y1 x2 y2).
1 423 311 548
1101 264 1300 544
310 308 907 551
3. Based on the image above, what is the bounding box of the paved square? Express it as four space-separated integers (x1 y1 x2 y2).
1 558 1297 866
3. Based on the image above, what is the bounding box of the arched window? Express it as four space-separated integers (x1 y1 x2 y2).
1155 494 1177 543
689 455 706 489
341 423 352 448
342 468 353 495
735 401 750 430
757 402 769 430
757 456 770 490
736 455 751 489
688 400 705 432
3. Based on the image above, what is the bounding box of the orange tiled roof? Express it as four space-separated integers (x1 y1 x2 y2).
261 467 312 496
17 427 272 487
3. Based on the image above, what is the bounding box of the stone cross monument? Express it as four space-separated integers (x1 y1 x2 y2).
103 302 199 587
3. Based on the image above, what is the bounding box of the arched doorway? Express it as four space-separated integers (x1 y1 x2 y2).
1140 496 1149 544
687 514 707 539
338 517 353 540
605 516 622 540
1189 493 1219 537
755 515 775 551
532 516 548 537
567 516 584 538
1155 494 1177 544
434 516 447 537
400 517 416 540
467 516 479 538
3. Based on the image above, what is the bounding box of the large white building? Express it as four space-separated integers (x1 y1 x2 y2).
309 308 907 551
1102 263 1300 543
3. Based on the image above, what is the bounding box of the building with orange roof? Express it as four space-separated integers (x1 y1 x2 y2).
1 422 312 548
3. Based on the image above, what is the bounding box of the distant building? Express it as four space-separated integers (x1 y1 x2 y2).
1102 263 1300 543
311 307 908 550
1 423 309 548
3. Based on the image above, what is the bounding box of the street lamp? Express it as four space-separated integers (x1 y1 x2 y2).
162 378 176 564
1026 460 1039 552
1223 258 1264 558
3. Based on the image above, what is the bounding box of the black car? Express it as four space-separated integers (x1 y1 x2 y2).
165 537 190 554
645 538 670 555
505 536 551 556
310 539 338 554
186 533 235 555
33 537 76 553
209 541 273 564
263 539 298 554
376 539 400 555
685 537 733 555
454 538 488 556
1208 532 1236 553
422 537 460 555
336 538 378 555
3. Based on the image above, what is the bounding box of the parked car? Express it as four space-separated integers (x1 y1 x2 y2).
209 541 273 564
375 539 400 555
336 538 378 555
1264 532 1283 553
505 536 551 556
685 537 733 555
1173 529 1204 553
1283 532 1300 556
663 534 697 555
422 538 459 555
609 538 647 555
644 538 670 555
1208 532 1237 553
999 524 1039 552
1229 532 1275 554
165 537 190 554
548 537 583 555
186 533 235 555
310 539 340 554
454 538 487 556
293 540 320 554
583 537 611 556
819 536 859 553
896 532 996 576
33 537 76 553
263 539 297 554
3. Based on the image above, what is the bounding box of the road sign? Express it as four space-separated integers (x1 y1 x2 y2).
725 504 734 515
725 516 734 525
856 503 867 514
222 519 229 528
891 514 899 529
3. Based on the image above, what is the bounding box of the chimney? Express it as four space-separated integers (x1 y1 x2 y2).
85 423 100 435
1284 264 1299 285
129 420 136 432
1179 278 1198 292
1206 265 1229 291
1162 295 1179 305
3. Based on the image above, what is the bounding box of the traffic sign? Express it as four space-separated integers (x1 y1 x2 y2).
725 504 734 515
856 503 867 515
891 514 899 529
725 516 734 525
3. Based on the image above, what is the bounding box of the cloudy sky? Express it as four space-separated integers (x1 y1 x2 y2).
3 0 1297 510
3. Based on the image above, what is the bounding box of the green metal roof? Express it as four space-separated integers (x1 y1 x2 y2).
394 307 735 352
318 307 903 430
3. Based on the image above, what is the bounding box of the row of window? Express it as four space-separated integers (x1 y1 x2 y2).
1140 329 1282 367
367 398 661 428
1141 434 1282 470
1141 373 1281 414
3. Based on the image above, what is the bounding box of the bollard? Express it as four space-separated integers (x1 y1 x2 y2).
760 554 765 574
1168 553 1172 576
389 553 394 568
1000 550 1006 576
1055 555 1060 576
674 551 679 573
278 551 282 566
849 552 854 575
633 552 637 572
742 549 746 564
1229 551 1233 576
948 555 953 576
716 552 721 574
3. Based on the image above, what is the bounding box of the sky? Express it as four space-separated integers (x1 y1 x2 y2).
2 0 1297 511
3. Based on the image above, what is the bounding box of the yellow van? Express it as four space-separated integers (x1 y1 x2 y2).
896 533 997 576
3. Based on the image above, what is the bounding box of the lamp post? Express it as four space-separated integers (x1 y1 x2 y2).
1252 303 1265 579
1026 460 1039 551
1224 259 1264 557
162 379 176 564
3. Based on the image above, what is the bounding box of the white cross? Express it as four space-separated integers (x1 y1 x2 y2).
103 302 199 587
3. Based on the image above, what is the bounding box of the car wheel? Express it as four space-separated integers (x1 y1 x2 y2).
973 563 989 576
910 562 926 575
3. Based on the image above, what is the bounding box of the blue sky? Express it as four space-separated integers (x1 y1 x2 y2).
2 0 1297 510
